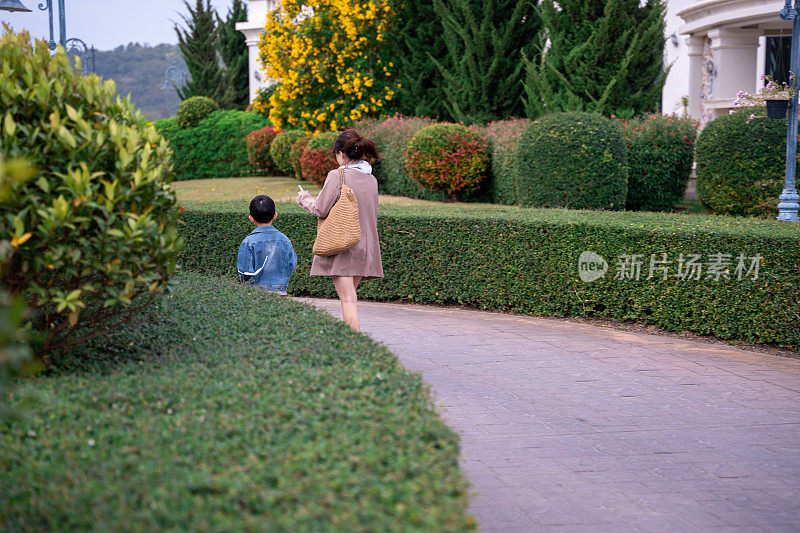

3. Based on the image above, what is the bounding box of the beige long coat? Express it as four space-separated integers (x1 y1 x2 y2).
297 167 384 279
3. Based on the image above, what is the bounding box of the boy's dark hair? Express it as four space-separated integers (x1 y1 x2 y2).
250 195 276 223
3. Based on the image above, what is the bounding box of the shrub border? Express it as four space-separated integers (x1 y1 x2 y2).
178 204 800 350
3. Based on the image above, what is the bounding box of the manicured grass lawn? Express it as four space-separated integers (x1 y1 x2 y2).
1 273 473 531
171 176 323 204
173 176 442 208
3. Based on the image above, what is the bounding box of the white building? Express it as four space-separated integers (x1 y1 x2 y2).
664 0 794 122
240 0 794 122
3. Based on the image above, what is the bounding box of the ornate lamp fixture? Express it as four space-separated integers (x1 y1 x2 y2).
0 0 31 12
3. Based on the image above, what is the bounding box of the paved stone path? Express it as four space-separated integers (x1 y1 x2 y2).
300 298 800 532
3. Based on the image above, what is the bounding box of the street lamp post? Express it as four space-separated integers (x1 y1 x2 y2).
36 0 73 52
779 0 800 221
162 66 188 91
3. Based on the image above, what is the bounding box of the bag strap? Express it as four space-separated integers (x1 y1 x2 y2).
337 167 346 200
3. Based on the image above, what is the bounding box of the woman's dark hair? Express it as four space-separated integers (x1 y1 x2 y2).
332 129 380 163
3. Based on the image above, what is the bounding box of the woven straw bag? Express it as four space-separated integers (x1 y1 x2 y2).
312 168 361 257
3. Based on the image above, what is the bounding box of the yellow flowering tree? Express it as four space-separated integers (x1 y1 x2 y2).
256 0 398 131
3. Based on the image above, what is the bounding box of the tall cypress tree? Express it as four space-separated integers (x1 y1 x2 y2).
522 0 667 118
175 0 228 103
385 0 452 120
217 0 250 110
429 0 542 124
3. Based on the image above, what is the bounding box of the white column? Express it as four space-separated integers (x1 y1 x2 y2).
237 0 278 104
707 28 761 102
756 35 767 90
686 35 705 119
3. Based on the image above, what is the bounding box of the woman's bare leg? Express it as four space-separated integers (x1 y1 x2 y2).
333 276 362 331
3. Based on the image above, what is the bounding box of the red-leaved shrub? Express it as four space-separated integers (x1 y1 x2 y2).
246 126 278 172
405 123 489 197
300 131 338 185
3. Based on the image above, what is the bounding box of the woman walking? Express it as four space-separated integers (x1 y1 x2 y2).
297 129 383 331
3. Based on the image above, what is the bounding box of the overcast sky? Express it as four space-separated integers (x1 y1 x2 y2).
1 0 236 51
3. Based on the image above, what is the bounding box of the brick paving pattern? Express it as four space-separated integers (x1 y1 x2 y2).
301 298 800 532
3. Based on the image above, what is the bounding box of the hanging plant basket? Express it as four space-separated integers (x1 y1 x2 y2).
766 99 789 119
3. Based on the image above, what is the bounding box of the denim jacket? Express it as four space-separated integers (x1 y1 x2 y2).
237 225 297 295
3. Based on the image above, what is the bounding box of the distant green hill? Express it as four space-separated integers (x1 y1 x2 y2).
93 43 188 121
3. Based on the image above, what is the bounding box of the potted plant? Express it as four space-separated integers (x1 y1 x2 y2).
762 73 795 118
732 73 796 119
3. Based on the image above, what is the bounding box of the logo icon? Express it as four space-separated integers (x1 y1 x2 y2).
578 251 608 283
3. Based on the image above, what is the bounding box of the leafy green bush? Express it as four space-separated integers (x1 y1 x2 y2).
405 123 489 197
1 273 473 531
245 126 278 172
288 134 312 180
515 112 628 209
0 289 33 422
696 110 787 217
155 110 271 180
179 203 800 349
0 155 35 422
360 116 448 201
478 119 530 205
0 29 182 355
300 131 337 185
176 95 219 128
618 115 698 212
270 130 306 176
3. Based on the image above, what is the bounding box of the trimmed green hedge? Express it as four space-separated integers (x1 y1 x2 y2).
696 111 787 217
516 112 629 210
179 202 800 349
476 119 530 205
154 110 271 180
1 273 473 531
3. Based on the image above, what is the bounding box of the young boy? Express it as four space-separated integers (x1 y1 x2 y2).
237 195 297 295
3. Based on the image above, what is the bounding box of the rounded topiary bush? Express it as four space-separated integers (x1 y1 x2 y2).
246 126 278 172
0 29 182 355
270 130 306 176
177 95 218 128
619 115 698 212
289 135 312 180
301 131 338 185
515 112 628 210
696 110 787 217
405 123 489 197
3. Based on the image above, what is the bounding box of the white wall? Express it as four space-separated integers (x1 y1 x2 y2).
662 0 694 115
